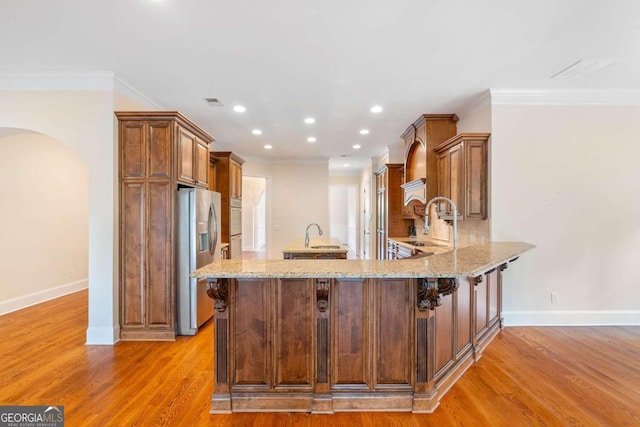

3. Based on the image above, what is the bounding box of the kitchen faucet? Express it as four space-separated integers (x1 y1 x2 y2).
424 197 458 250
305 223 323 248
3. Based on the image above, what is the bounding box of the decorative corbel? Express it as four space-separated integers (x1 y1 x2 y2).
417 277 459 311
206 278 229 312
316 279 330 313
472 275 483 286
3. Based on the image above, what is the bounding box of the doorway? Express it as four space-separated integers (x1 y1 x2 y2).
242 176 266 259
329 184 358 253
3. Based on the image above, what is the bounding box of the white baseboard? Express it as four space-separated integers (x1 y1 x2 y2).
86 325 119 345
503 310 640 326
0 279 88 316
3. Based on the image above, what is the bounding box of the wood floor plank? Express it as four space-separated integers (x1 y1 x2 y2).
1 290 639 426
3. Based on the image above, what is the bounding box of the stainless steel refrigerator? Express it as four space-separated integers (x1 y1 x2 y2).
177 188 221 335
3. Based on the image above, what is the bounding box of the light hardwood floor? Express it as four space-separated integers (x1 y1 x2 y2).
1 290 639 426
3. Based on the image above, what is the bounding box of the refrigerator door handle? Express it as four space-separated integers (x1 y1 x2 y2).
209 203 218 257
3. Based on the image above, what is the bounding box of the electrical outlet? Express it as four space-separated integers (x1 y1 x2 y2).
550 292 559 303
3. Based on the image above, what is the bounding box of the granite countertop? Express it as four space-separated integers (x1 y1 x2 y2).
282 238 349 254
193 242 534 279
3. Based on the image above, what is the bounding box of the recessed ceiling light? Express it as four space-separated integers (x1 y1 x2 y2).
359 129 370 135
252 129 262 135
307 137 317 143
370 105 383 113
233 105 246 113
304 117 316 124
264 144 272 150
343 163 350 167
353 144 361 149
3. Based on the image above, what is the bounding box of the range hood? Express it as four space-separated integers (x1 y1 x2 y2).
401 178 427 205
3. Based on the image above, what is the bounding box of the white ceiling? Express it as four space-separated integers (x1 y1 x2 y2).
1 0 639 173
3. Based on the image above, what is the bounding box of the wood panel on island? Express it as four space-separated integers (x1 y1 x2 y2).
116 111 215 341
194 242 534 413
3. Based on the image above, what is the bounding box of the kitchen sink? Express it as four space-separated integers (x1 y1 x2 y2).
311 245 342 249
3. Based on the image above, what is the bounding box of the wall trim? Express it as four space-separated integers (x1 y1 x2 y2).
503 310 640 326
0 279 88 316
490 88 640 106
459 90 491 117
0 72 115 91
113 75 164 110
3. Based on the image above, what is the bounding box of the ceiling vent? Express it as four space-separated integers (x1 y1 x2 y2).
204 98 224 106
551 59 616 79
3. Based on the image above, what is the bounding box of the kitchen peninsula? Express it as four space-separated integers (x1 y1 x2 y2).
193 242 533 413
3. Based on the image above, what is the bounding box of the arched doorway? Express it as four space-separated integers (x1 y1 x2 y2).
0 129 89 314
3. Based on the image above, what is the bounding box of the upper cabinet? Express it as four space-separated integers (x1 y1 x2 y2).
434 133 490 220
401 114 459 206
120 111 214 188
177 125 210 187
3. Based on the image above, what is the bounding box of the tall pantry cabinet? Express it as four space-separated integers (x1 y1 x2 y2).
375 164 412 259
209 151 244 259
117 111 215 341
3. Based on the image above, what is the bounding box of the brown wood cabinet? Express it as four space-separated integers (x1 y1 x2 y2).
209 151 245 259
116 111 214 341
401 114 459 203
435 133 490 219
375 164 412 259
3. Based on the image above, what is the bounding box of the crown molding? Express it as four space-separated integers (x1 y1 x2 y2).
458 90 491 117
113 75 164 109
0 71 115 90
490 88 640 106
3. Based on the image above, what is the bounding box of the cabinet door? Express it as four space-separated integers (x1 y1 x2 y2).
465 140 487 219
195 137 209 188
121 122 146 179
121 181 145 328
274 279 314 389
332 278 370 390
233 278 271 388
177 126 196 184
148 122 172 179
436 151 449 214
448 143 464 216
373 279 412 389
146 180 173 328
230 160 242 199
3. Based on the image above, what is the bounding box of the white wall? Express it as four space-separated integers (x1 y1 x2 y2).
243 160 329 258
0 84 117 343
491 101 640 325
0 133 88 312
